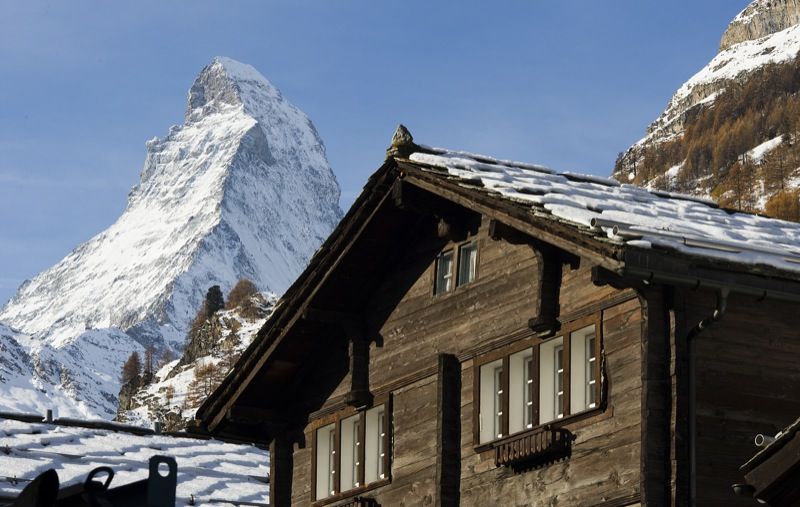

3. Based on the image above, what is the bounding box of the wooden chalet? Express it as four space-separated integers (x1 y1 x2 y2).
194 126 800 507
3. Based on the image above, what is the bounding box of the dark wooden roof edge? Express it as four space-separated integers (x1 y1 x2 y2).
401 158 800 287
196 159 400 430
622 247 800 303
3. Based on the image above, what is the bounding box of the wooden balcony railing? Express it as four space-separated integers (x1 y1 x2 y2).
494 426 573 470
336 497 379 507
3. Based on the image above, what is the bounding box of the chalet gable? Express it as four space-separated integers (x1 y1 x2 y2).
195 126 800 445
191 125 800 507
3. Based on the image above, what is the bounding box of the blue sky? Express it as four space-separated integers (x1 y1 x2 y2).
0 0 750 306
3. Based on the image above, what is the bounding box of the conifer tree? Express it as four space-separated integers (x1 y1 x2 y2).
225 279 258 310
121 351 142 384
143 346 156 379
205 285 224 318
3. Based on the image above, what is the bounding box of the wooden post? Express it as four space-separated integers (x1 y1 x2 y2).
269 434 294 507
640 288 671 507
436 353 461 507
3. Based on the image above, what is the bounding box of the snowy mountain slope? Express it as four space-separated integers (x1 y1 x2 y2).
1 57 340 348
0 57 341 419
0 323 136 418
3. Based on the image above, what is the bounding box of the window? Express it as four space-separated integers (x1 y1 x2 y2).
435 241 478 295
434 250 453 295
476 319 601 445
457 242 478 286
314 404 390 502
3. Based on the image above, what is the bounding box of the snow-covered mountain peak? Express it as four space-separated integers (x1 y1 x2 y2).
186 57 329 173
186 57 280 120
0 58 341 418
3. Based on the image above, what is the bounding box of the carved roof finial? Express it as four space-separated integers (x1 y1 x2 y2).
386 124 417 159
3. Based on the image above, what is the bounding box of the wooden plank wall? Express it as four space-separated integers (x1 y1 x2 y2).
290 217 644 506
686 290 800 507
458 272 643 506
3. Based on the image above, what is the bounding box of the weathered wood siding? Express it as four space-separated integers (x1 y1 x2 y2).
290 217 644 506
458 279 643 507
687 291 800 507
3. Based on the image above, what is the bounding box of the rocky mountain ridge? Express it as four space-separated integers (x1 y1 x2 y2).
721 0 800 50
0 57 341 419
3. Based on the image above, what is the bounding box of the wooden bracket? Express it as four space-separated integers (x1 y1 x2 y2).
488 219 530 244
528 244 561 335
346 324 373 409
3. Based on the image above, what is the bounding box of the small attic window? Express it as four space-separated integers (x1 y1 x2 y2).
434 250 454 294
457 242 478 286
435 241 478 295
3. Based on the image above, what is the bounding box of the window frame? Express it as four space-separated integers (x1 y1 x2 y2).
472 313 603 451
310 396 392 506
456 241 479 287
434 249 454 295
433 240 479 296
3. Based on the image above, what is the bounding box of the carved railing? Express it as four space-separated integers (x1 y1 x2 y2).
494 426 573 470
336 497 379 507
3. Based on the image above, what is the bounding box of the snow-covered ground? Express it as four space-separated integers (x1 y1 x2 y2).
0 417 269 506
0 324 136 419
747 136 784 163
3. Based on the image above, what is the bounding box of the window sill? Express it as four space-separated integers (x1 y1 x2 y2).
312 479 389 507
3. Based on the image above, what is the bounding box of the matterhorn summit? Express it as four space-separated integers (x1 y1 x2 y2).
0 57 342 418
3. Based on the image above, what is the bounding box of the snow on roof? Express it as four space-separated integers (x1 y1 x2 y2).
409 147 800 275
0 417 268 506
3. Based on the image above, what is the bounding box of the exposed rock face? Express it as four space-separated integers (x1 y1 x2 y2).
0 57 342 419
721 0 800 50
117 374 144 413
